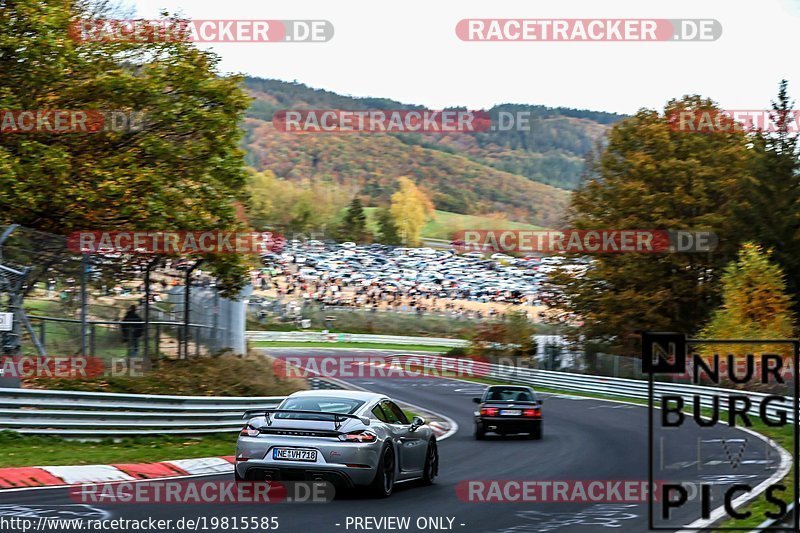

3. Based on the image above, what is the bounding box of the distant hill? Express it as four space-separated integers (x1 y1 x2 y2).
242 77 625 227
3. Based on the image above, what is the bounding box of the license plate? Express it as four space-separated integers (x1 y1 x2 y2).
273 448 318 462
500 409 522 416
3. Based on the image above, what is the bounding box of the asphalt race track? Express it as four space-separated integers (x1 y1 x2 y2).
0 348 789 533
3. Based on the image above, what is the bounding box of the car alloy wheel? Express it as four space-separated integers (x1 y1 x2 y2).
370 445 396 498
422 440 438 485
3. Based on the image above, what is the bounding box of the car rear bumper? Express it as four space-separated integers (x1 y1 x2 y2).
477 417 541 434
236 434 383 488
236 460 376 487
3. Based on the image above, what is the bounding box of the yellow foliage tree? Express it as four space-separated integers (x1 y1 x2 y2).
246 170 349 233
390 177 434 246
699 243 795 360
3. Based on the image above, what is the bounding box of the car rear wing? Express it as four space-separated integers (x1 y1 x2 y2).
242 409 370 430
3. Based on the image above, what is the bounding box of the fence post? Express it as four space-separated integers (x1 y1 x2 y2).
154 323 161 363
80 255 89 356
212 289 220 352
182 260 203 359
143 256 161 367
39 321 45 349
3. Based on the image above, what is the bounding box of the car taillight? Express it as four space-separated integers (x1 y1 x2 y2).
480 407 499 416
240 425 260 437
338 430 377 443
522 409 541 418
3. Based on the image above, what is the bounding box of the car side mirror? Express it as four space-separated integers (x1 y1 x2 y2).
473 397 481 404
410 416 425 431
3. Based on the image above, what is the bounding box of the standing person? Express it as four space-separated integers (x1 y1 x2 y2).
121 305 144 358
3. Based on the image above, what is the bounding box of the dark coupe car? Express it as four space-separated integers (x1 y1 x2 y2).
473 385 543 440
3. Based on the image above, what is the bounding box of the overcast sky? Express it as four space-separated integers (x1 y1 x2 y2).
125 0 800 114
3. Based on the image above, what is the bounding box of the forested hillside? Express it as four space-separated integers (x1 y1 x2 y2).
242 78 624 226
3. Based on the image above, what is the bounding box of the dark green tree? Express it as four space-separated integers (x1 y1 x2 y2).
374 207 401 245
735 81 800 306
337 197 369 243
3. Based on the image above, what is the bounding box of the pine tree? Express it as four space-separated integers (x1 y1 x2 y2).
338 197 369 243
736 81 800 308
375 207 401 245
700 243 795 357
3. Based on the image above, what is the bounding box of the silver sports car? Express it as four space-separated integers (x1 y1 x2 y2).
235 390 439 497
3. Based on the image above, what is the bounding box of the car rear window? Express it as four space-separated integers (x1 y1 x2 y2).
484 388 535 402
276 397 365 419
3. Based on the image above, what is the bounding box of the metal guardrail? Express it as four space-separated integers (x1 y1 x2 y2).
384 354 795 423
246 331 469 348
0 388 283 436
3 354 792 438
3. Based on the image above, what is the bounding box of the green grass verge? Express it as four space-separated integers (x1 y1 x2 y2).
361 208 544 241
252 341 451 352
0 431 237 468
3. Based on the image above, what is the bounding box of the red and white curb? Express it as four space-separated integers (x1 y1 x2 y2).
0 416 455 492
0 456 236 490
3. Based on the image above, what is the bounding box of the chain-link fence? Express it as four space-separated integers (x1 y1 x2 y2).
0 225 247 370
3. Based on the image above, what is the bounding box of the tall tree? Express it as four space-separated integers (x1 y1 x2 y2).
548 96 758 350
390 177 433 246
735 81 800 306
374 207 401 245
0 0 252 293
337 197 369 243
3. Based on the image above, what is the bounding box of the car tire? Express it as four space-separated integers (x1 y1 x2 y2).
421 440 438 485
528 424 543 440
475 423 486 440
369 444 396 498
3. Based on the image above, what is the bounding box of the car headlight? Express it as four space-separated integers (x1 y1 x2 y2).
240 425 260 437
338 430 377 443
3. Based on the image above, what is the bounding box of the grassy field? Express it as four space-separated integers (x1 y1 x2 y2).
361 208 545 241
23 299 131 358
248 307 486 340
253 341 451 352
